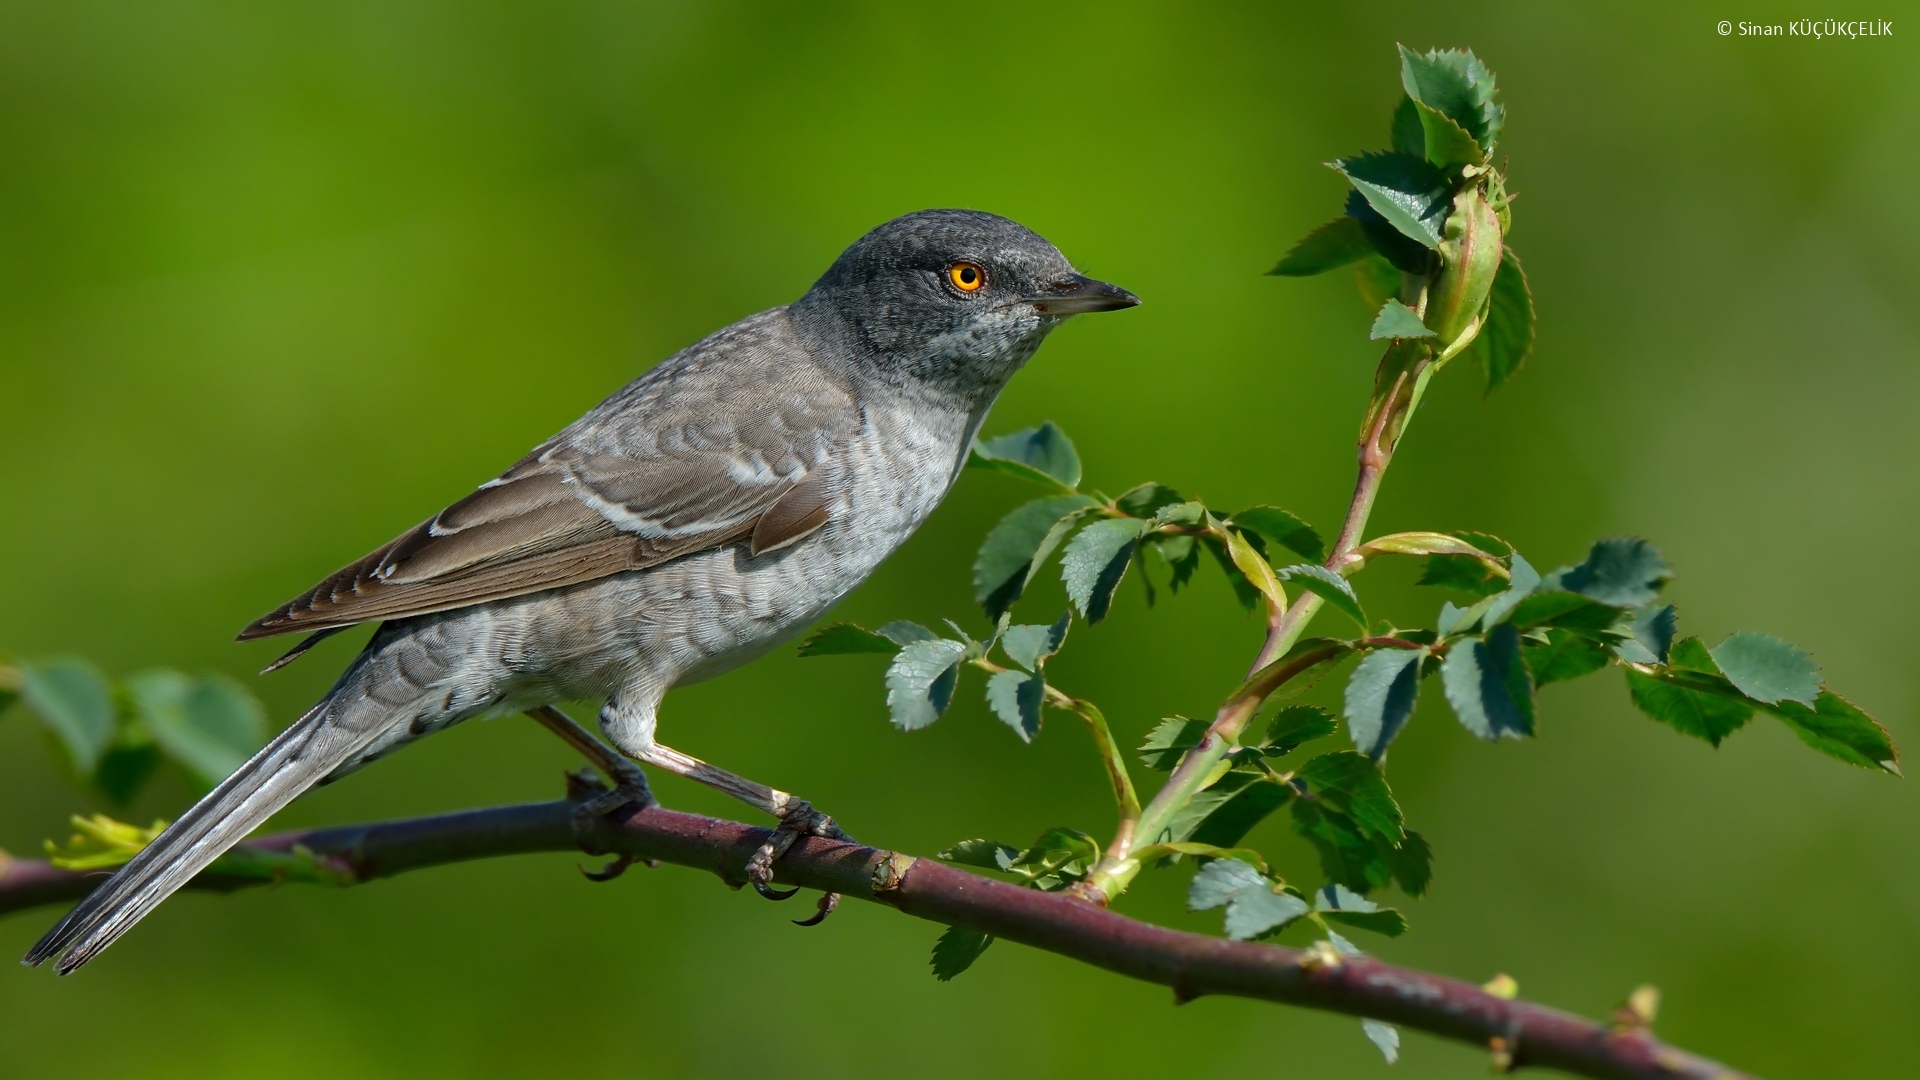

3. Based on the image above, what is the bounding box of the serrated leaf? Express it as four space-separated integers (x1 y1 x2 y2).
1179 773 1294 848
1615 604 1678 665
1559 537 1671 607
1187 858 1309 941
1413 98 1484 168
1386 828 1433 896
1398 44 1503 148
1505 590 1622 632
1481 552 1541 627
1271 216 1372 277
126 671 265 786
1264 704 1338 757
1009 827 1100 890
1758 690 1900 775
1115 482 1187 519
1061 517 1149 623
1369 297 1435 340
1280 564 1368 630
1441 624 1536 740
1151 500 1205 527
931 926 995 981
973 494 1100 617
1710 632 1821 707
1290 801 1393 894
19 658 117 775
1470 251 1535 391
1420 555 1506 597
1390 95 1423 155
1139 716 1208 770
985 668 1046 742
1230 507 1325 563
1295 751 1405 844
1345 648 1425 761
885 639 967 731
1000 613 1069 672
939 838 1020 871
1316 883 1410 937
1362 1020 1402 1064
877 620 937 645
1332 152 1451 249
1526 628 1613 686
968 422 1081 490
1626 669 1754 746
797 623 898 657
1345 190 1434 275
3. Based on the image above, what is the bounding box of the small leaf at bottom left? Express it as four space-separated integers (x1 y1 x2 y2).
931 925 995 981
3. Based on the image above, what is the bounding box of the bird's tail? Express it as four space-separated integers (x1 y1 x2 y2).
22 686 393 975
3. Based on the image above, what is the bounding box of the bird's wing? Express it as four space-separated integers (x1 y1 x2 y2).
240 314 855 641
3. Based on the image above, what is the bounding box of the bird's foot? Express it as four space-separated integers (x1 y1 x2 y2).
746 798 851 925
565 767 660 882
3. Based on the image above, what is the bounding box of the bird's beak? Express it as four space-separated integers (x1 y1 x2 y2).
1029 273 1141 315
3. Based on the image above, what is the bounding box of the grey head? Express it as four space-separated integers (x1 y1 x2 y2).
790 209 1138 395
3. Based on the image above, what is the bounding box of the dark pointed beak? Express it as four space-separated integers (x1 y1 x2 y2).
1029 273 1141 315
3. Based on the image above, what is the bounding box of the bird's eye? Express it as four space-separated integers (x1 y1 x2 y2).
948 262 986 292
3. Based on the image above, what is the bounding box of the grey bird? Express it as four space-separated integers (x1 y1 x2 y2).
24 209 1138 973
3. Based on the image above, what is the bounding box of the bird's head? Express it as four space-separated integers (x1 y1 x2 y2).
794 209 1139 393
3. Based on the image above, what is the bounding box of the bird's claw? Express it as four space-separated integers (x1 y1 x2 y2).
745 798 851 923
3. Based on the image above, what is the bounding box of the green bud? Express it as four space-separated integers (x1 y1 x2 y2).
1424 187 1502 349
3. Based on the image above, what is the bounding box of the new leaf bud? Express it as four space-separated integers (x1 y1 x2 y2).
1424 187 1503 349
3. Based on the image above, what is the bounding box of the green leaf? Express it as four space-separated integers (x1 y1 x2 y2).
877 620 937 645
1000 613 1069 672
1344 648 1425 761
885 639 968 731
1187 858 1310 941
1203 535 1263 612
1669 635 1718 672
1470 251 1535 392
797 622 898 657
1386 829 1433 896
1061 517 1149 623
1178 773 1294 848
1758 691 1900 775
1615 604 1678 665
1331 152 1451 249
1315 883 1409 937
931 925 995 981
1270 216 1373 277
1290 801 1393 894
1710 632 1821 707
1505 590 1623 632
968 422 1081 490
1481 552 1542 627
1625 669 1754 746
1526 628 1614 686
1138 716 1208 770
1279 564 1368 630
91 744 161 805
1009 827 1100 890
1230 507 1325 563
1558 538 1671 607
1413 99 1484 168
1420 556 1505 597
1346 191 1434 275
125 671 266 786
18 657 117 775
984 668 1046 742
1362 1020 1402 1065
972 494 1100 618
939 838 1020 871
1114 482 1187 519
1397 44 1503 149
1263 704 1337 757
1390 96 1424 156
1295 751 1405 844
1369 297 1435 340
1441 624 1536 740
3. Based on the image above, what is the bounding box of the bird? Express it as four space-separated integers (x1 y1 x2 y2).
24 208 1138 974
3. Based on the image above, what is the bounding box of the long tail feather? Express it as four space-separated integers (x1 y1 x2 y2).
22 695 390 974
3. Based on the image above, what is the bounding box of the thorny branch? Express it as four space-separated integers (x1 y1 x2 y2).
0 775 1752 1080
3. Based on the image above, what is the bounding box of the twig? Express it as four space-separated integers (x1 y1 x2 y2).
0 784 1752 1080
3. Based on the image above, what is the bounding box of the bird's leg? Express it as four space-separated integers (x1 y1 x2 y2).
525 705 656 818
600 699 850 918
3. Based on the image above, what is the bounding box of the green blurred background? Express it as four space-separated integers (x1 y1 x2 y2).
2 3 1914 1076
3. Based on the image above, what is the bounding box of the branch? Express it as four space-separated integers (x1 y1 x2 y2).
0 783 1751 1080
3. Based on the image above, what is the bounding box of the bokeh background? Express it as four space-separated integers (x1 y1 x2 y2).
2 3 1915 1076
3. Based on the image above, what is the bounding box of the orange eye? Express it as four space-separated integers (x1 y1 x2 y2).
948 262 986 292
